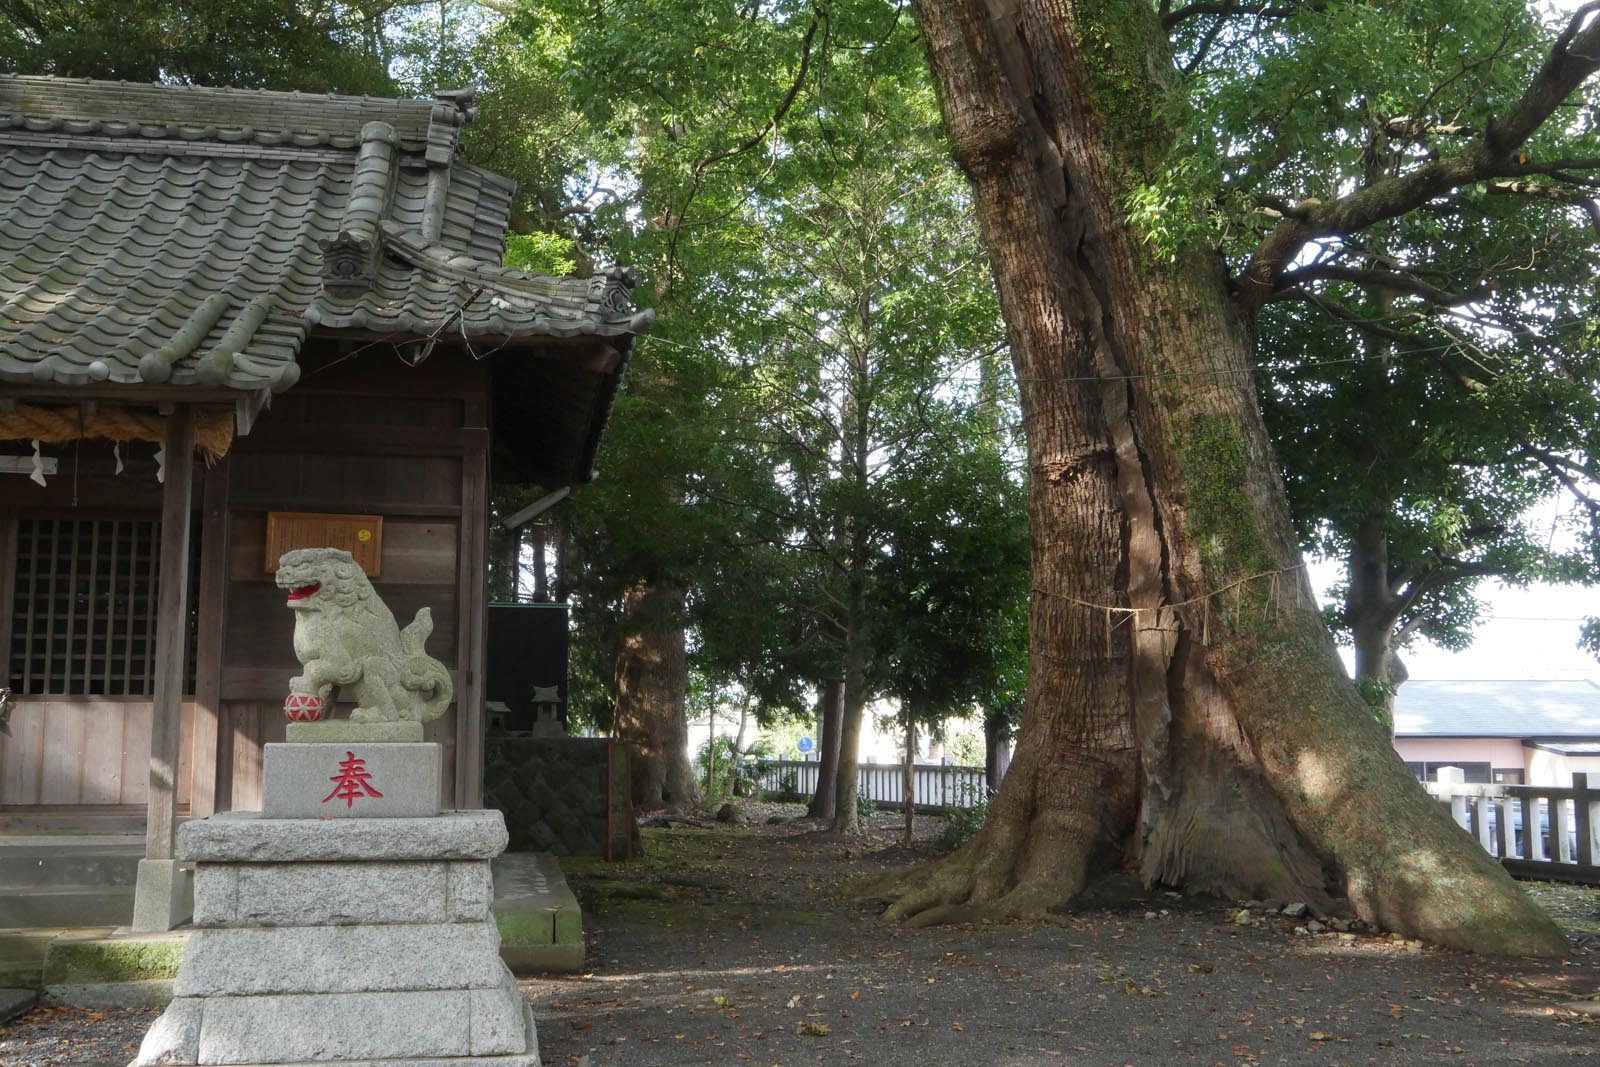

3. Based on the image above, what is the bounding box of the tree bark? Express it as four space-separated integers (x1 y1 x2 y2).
830 333 875 834
554 519 571 603
829 621 870 832
983 710 1010 790
902 717 916 849
1346 519 1409 728
885 0 1564 955
532 523 549 602
807 678 845 818
613 579 701 812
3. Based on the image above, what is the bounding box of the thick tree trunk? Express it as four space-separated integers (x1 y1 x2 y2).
983 711 1010 790
886 0 1564 955
807 678 844 818
732 703 753 760
613 579 701 812
1346 520 1408 728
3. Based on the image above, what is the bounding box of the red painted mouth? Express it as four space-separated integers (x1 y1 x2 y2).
287 582 321 601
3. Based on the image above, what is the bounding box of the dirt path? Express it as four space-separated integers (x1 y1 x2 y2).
3 807 1595 1066
536 809 1599 1067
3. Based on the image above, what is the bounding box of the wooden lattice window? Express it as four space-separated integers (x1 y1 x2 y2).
7 516 199 696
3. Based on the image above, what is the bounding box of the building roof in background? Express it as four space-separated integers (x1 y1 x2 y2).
0 75 652 485
1392 679 1600 739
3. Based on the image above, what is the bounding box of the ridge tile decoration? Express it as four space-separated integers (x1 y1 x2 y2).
0 74 655 397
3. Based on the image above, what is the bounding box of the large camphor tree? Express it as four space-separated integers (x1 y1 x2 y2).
882 0 1600 954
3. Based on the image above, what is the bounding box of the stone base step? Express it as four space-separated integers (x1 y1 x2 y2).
0 986 37 1022
0 887 135 928
42 978 174 1008
136 985 536 1065
0 928 77 987
0 839 143 890
492 852 583 975
9 851 583 1002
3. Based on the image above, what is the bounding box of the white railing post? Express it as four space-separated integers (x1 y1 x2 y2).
1532 794 1551 862
1435 767 1468 830
1495 794 1515 859
1473 795 1493 852
1575 772 1597 869
1552 791 1574 864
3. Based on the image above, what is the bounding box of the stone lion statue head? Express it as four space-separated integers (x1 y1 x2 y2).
275 547 375 610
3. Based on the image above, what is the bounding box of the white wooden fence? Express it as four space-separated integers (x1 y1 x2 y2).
752 761 1598 882
748 759 988 813
1425 768 1599 884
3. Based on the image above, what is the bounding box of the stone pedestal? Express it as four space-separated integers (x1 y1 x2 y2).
262 743 442 819
131 808 539 1066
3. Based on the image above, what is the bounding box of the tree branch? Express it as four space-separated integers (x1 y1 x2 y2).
1487 179 1600 237
1163 1 1312 30
1524 447 1600 517
1382 117 1474 139
692 10 825 178
1237 3 1600 316
1179 15 1229 74
1278 263 1484 306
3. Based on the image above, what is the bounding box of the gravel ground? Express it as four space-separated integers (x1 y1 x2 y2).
3 806 1595 1067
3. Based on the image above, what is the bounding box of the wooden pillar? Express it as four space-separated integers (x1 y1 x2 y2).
455 402 488 809
144 406 195 860
0 509 17 679
188 453 230 817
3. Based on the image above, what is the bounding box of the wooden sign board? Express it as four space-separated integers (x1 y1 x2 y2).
265 512 383 576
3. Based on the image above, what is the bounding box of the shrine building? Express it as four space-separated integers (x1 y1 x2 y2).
0 76 649 850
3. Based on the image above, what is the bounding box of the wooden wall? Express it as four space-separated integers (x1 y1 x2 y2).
216 344 490 810
0 448 191 819
0 699 196 806
1 341 492 818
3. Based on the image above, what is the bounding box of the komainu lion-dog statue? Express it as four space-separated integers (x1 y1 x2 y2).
276 547 453 722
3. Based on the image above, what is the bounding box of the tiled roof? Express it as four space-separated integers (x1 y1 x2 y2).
1392 679 1600 738
0 75 653 397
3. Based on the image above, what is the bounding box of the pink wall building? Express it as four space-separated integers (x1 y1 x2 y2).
1391 679 1600 787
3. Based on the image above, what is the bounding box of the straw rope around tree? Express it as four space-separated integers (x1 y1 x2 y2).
0 402 234 460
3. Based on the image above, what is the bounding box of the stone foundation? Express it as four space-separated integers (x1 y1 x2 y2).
131 797 538 1065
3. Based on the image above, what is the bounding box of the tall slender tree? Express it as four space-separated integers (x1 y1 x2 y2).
542 0 1020 830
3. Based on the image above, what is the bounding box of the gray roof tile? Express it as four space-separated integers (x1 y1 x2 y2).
1392 679 1600 738
0 75 651 397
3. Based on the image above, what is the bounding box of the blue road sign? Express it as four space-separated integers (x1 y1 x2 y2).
797 736 814 754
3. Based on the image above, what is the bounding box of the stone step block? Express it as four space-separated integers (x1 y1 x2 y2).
262 743 441 819
193 860 492 928
173 921 507 997
179 810 508 864
187 979 532 1064
0 842 142 890
0 886 134 928
135 994 538 1067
